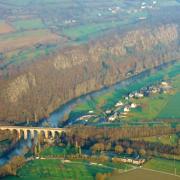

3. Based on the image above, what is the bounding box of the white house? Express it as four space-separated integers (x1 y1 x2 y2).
124 106 130 112
132 159 145 165
161 81 169 87
142 2 146 6
98 13 102 17
131 103 137 108
129 93 134 98
106 110 112 114
141 6 146 9
135 92 144 98
108 113 118 121
115 101 123 107
108 115 116 121
88 110 94 114
125 96 129 100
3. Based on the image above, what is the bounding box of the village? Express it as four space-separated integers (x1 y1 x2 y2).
63 1 158 26
75 80 172 125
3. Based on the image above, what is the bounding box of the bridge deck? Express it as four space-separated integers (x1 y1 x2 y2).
0 126 68 131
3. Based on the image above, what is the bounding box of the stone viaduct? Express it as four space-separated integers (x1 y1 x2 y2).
0 126 68 139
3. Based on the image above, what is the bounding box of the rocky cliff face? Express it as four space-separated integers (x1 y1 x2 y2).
0 24 179 123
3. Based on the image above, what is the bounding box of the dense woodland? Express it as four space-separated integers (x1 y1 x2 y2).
67 126 180 155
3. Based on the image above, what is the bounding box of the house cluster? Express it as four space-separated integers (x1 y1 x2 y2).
140 1 157 9
107 81 171 122
112 157 146 165
96 6 122 17
108 6 121 14
77 114 97 122
76 80 171 124
64 19 76 24
107 100 138 122
126 81 171 99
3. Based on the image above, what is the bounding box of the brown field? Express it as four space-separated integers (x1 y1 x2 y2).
0 29 64 52
0 22 14 34
110 168 180 180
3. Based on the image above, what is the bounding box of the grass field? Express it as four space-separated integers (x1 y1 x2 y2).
40 146 77 157
0 0 32 6
144 158 180 175
62 20 133 41
128 74 180 121
3 162 180 180
12 19 45 31
62 10 149 42
134 134 179 146
3 159 115 180
158 92 180 119
110 168 180 180
127 94 171 121
1 45 57 70
0 29 61 52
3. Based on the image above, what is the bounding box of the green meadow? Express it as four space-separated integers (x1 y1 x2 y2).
3 159 113 180
1 45 56 70
144 158 180 175
12 19 45 31
40 146 77 157
134 134 179 146
110 168 180 180
158 93 180 119
128 75 180 121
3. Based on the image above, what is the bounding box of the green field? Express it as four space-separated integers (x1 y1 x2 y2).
40 146 77 157
0 46 57 72
3 159 115 180
158 92 180 119
1 0 32 6
12 19 45 31
134 134 179 146
110 168 180 180
144 158 180 175
62 20 134 41
128 75 180 121
0 29 50 41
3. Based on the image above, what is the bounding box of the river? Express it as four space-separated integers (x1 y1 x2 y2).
0 60 178 165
